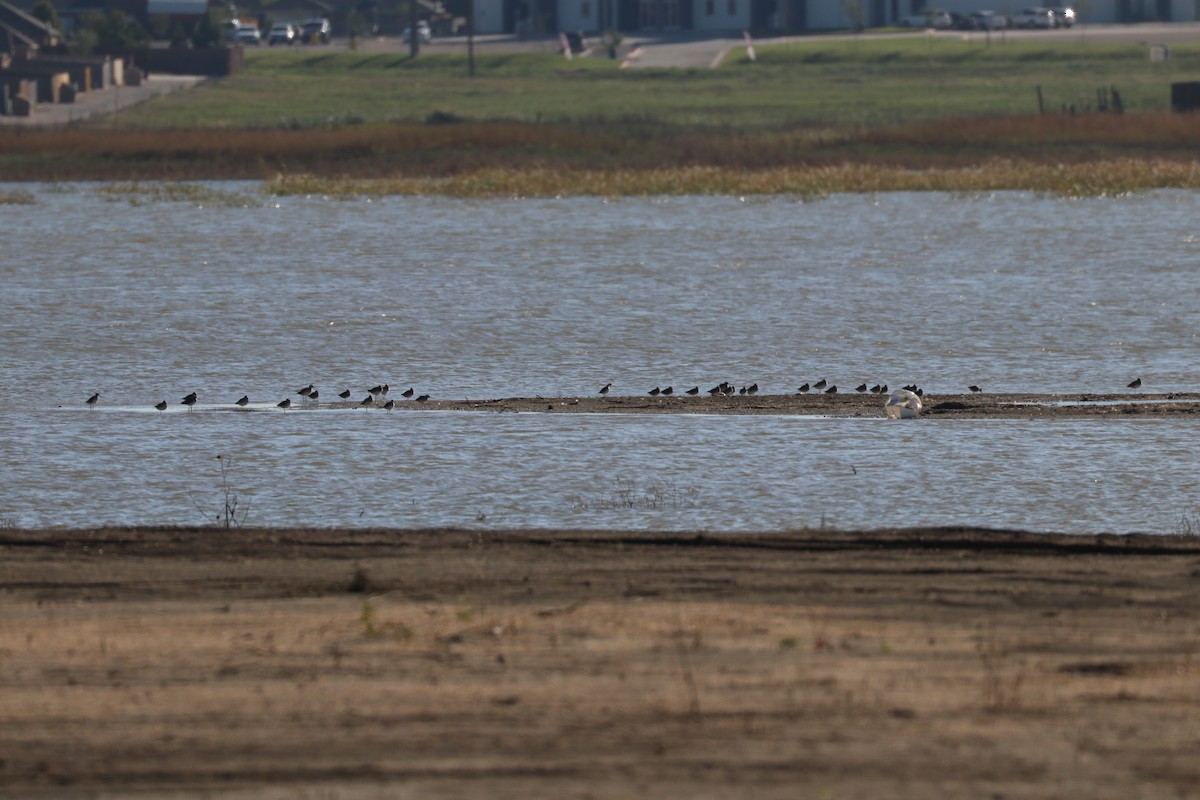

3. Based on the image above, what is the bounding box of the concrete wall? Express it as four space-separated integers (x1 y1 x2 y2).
141 45 243 76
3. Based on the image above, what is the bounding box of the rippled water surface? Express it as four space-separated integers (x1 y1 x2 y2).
3 184 1198 532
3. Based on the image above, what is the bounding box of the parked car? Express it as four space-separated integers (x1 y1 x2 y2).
1009 6 1055 27
236 24 261 45
221 18 240 43
971 10 1008 28
401 20 432 43
267 23 296 45
951 11 979 28
1048 5 1076 25
899 9 953 28
301 17 331 43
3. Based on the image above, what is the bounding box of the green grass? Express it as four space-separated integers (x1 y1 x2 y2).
106 37 1200 131
8 34 1200 191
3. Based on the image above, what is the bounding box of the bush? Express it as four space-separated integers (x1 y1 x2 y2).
31 0 61 31
76 9 148 53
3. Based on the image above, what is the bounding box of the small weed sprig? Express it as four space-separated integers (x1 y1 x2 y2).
188 454 249 528
1174 512 1200 536
0 189 35 205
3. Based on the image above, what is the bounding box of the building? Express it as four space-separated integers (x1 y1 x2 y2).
477 0 1199 35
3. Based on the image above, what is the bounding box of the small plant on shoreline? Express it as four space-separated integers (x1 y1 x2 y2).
188 454 249 528
0 189 36 205
1173 512 1200 536
977 622 1025 712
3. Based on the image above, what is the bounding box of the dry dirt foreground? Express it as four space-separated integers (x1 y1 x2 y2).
237 391 1200 418
3 527 1200 799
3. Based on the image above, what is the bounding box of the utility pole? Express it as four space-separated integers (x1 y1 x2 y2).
467 0 475 77
409 0 419 56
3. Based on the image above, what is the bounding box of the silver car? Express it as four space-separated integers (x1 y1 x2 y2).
1010 7 1056 27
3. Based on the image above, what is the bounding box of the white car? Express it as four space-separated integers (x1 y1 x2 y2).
1010 7 1055 27
236 24 262 45
268 23 296 45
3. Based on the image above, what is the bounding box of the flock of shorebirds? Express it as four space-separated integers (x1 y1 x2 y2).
623 380 933 398
82 377 1148 409
84 383 430 410
612 375 1146 399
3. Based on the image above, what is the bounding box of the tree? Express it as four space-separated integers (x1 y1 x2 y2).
191 9 224 48
31 0 61 31
77 9 148 52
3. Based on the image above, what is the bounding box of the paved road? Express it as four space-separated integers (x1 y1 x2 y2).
359 22 1200 68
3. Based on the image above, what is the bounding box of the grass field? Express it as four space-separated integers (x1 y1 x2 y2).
3 35 1200 191
103 37 1200 130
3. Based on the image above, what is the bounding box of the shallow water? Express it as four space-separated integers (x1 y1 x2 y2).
2 184 1198 532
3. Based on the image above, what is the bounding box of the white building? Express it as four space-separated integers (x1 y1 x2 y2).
476 0 1190 36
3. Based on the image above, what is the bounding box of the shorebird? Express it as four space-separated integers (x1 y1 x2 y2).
236 395 249 406
708 385 722 396
686 386 699 395
415 394 430 402
747 383 758 395
825 385 838 394
368 384 384 397
379 384 389 397
797 383 810 393
181 392 197 409
649 387 661 396
401 387 415 398
308 389 319 401
739 386 747 395
154 400 167 411
383 399 394 410
360 396 374 407
870 384 882 394
968 385 982 393
297 384 313 397
855 383 868 393
599 383 611 395
813 379 827 390
277 398 291 409
662 386 673 396
1127 377 1142 389
86 392 100 407
338 389 351 399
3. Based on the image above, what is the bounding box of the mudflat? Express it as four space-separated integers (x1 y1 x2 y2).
227 391 1200 418
3 526 1200 798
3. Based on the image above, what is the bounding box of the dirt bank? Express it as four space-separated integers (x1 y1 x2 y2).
3 526 1199 798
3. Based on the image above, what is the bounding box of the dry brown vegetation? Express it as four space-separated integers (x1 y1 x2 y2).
3 526 1200 798
5 114 1200 194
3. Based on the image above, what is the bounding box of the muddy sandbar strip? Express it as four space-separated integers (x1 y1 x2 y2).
286 392 1200 419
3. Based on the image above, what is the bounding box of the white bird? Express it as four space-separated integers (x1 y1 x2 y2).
885 389 923 420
